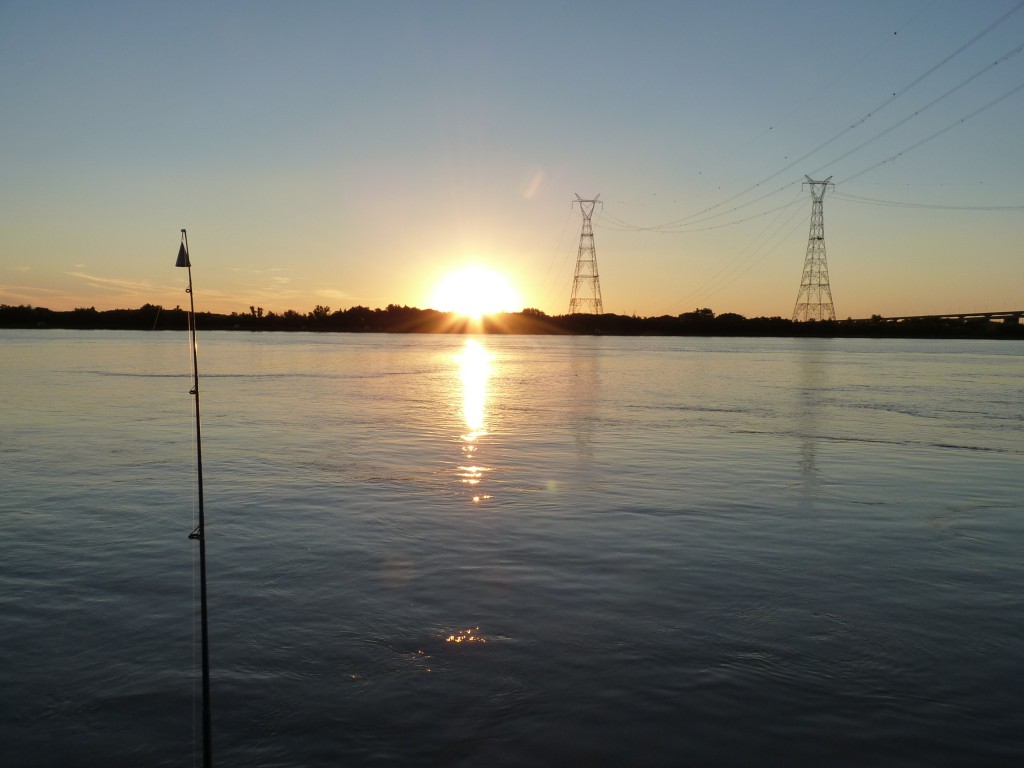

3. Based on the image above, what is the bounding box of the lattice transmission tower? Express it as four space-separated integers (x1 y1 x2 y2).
792 176 836 322
569 194 604 314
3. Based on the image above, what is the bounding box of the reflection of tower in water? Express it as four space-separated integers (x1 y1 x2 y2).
457 340 492 502
796 343 828 494
568 342 601 461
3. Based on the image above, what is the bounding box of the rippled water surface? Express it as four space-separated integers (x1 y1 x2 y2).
2 330 1023 766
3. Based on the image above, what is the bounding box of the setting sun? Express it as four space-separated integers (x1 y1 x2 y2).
430 266 521 319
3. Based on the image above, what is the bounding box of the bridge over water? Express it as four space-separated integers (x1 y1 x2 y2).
863 310 1023 325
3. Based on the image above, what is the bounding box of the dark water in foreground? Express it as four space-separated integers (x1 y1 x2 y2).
2 331 1022 766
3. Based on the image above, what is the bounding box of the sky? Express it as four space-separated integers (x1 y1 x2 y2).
2 0 1023 319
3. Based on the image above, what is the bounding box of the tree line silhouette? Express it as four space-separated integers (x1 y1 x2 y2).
1 303 1021 338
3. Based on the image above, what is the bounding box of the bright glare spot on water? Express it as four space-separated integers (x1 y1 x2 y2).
459 339 491 440
446 627 487 644
458 465 487 485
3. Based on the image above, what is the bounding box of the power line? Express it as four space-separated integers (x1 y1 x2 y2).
538 203 575 309
541 4 1024 316
600 38 1024 240
622 0 941 207
809 39 1024 179
833 191 1024 211
840 77 1024 184
657 188 806 315
698 206 809 307
591 1 1024 234
596 177 804 233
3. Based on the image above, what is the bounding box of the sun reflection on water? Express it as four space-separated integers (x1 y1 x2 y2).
459 339 491 441
456 340 493 498
446 627 487 644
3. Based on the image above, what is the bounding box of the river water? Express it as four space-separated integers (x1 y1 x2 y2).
2 330 1022 766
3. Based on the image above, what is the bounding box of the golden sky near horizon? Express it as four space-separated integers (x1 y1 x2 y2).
3 2 1024 319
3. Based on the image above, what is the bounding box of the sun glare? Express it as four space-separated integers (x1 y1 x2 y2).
431 266 521 319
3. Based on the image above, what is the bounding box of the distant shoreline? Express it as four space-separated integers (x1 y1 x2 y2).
2 303 1022 339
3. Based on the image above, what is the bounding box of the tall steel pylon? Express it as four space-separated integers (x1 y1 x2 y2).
792 176 836 322
569 194 604 314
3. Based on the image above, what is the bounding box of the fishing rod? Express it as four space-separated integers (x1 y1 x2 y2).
176 229 212 768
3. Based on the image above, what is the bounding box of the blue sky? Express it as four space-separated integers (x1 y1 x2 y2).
2 0 1023 318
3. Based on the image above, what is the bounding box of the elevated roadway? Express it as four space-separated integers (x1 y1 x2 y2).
862 310 1022 324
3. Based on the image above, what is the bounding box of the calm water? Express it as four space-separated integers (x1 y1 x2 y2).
2 330 1022 767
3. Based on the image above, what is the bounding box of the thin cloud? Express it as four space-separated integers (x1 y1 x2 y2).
315 289 354 301
1 282 65 296
66 272 157 292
